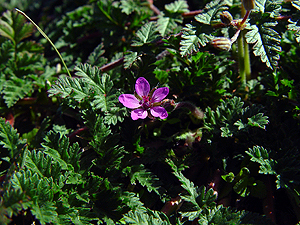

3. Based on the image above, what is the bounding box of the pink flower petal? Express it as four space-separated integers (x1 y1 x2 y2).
119 94 140 109
150 106 168 119
135 77 150 97
131 109 148 120
151 87 169 103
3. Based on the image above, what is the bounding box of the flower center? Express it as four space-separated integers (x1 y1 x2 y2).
140 96 151 109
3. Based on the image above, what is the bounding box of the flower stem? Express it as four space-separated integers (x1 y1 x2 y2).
243 30 251 81
238 3 252 85
15 8 72 78
237 32 246 85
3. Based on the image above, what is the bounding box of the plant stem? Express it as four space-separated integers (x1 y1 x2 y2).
241 5 251 81
237 32 246 85
15 8 72 78
243 30 251 81
238 3 252 85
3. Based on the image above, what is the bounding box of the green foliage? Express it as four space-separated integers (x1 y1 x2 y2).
0 118 26 175
0 10 50 109
246 146 276 175
222 167 267 198
2 77 33 108
1 0 300 224
132 22 160 47
179 24 213 56
156 0 189 37
49 63 126 125
245 23 281 69
124 207 170 225
0 10 33 45
203 97 269 137
195 0 232 25
130 165 166 199
165 0 189 14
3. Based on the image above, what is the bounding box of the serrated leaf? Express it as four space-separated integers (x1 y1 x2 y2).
246 146 276 175
287 19 300 43
124 208 170 225
2 77 33 108
31 201 58 225
157 17 178 37
48 75 92 107
120 0 140 15
292 0 300 10
247 113 269 129
132 22 160 47
165 0 189 14
255 0 282 16
0 118 26 163
195 0 232 25
131 166 166 197
124 51 139 69
180 24 213 56
75 64 126 124
41 131 81 172
87 43 107 67
167 159 216 209
245 22 281 69
0 10 34 45
74 64 124 123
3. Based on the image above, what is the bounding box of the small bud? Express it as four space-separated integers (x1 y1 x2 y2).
220 11 233 25
174 102 204 120
211 37 232 51
242 0 255 11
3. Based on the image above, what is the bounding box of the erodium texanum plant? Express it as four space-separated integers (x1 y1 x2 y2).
1 0 300 224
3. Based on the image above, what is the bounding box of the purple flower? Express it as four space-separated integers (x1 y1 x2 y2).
119 77 169 120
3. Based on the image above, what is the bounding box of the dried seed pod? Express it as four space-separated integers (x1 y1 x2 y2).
211 37 232 51
242 0 255 11
220 11 233 25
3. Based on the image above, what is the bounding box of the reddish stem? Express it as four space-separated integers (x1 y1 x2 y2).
150 9 203 21
147 0 161 15
67 126 88 139
100 57 124 72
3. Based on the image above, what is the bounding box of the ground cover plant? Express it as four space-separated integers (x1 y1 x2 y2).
1 0 300 224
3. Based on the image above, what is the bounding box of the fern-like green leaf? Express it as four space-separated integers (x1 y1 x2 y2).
10 170 59 225
41 131 81 172
247 113 269 129
0 10 34 45
124 208 170 225
165 0 189 14
2 77 33 108
132 22 160 47
0 40 14 74
245 23 281 69
292 0 300 10
246 146 276 175
48 76 91 105
0 118 26 167
180 24 213 56
255 0 282 16
30 201 58 225
157 16 178 37
167 158 216 220
0 188 25 221
287 19 300 43
87 43 107 67
75 64 125 125
120 0 140 15
124 51 139 69
195 0 232 25
130 165 166 198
